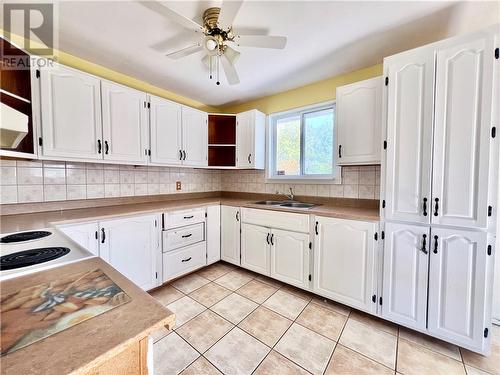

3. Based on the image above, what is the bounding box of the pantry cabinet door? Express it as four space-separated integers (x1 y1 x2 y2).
39 64 102 160
99 214 160 291
384 48 434 224
428 228 490 353
101 81 148 164
182 106 208 166
241 223 270 275
382 222 429 330
337 76 382 165
58 222 99 256
149 95 182 165
220 205 240 265
207 205 221 265
271 229 310 289
314 216 377 313
431 34 495 229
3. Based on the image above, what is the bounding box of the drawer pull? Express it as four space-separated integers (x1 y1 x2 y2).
181 233 192 238
181 257 192 262
183 215 194 219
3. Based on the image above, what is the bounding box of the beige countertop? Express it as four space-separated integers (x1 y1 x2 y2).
0 197 379 233
0 257 175 375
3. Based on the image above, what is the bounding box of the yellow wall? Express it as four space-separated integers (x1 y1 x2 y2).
220 64 383 114
1 30 217 112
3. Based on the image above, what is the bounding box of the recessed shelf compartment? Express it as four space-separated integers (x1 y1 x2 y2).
209 145 236 167
208 114 237 167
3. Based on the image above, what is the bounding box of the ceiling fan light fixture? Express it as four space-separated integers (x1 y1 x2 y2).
203 36 219 56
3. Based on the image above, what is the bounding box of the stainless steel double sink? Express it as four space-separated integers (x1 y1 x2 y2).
253 200 318 209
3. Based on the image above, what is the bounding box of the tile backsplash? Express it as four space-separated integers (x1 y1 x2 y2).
0 160 221 204
0 160 379 204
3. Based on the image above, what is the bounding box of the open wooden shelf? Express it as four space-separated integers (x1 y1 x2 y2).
208 114 237 167
208 145 236 167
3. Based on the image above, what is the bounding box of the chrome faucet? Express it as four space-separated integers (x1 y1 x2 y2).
276 187 295 201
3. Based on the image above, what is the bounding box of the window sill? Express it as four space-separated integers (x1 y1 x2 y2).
265 176 342 185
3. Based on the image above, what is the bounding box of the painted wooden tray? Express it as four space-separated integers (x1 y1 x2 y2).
0 268 131 355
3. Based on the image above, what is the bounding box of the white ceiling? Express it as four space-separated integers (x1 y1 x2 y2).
54 1 498 107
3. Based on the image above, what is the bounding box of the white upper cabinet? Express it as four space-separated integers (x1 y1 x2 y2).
431 34 495 229
182 106 208 166
313 216 378 313
149 95 183 165
383 48 435 224
101 81 149 164
236 110 265 169
99 214 160 291
336 77 382 165
382 222 429 330
270 228 310 289
241 223 270 275
428 227 491 353
221 205 241 266
39 64 103 160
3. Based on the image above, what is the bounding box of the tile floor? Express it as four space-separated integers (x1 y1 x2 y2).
149 262 500 375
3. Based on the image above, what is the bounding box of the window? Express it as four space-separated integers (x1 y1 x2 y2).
269 103 338 181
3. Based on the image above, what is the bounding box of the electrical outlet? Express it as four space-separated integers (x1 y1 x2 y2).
176 181 182 191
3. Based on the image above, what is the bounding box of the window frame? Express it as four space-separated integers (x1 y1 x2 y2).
267 101 341 183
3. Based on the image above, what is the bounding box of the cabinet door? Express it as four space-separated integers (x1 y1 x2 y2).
271 229 310 289
384 49 434 224
99 214 160 291
182 106 208 166
221 205 240 265
207 205 221 265
150 95 182 165
382 222 429 330
337 76 382 165
101 81 148 164
313 216 377 313
58 222 99 256
428 228 490 352
39 64 102 160
236 111 254 168
431 34 495 229
241 223 270 275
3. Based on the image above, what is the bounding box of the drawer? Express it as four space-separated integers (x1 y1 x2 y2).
163 223 204 252
164 208 206 229
241 207 310 233
163 242 206 282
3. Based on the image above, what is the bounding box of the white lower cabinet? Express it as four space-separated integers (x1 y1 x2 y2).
314 216 378 313
99 214 160 291
58 222 99 256
221 205 241 265
427 227 491 353
207 205 221 265
382 222 429 330
241 224 270 275
271 229 310 289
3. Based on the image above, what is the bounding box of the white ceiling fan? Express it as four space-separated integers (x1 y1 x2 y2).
141 1 287 85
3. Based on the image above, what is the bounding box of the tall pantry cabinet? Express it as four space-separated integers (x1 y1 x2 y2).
380 25 499 354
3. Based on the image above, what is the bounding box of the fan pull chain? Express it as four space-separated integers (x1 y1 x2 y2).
209 56 212 80
216 55 220 86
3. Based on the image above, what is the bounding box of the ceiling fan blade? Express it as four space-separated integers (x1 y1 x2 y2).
139 1 203 33
221 54 240 85
166 43 202 59
224 46 241 65
202 54 211 68
218 0 243 30
234 35 287 49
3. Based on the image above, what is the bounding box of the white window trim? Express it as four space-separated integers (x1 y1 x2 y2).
266 101 341 184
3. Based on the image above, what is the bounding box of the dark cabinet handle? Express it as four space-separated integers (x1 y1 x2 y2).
181 233 192 238
270 234 274 245
183 215 194 219
248 154 252 163
266 233 270 244
423 198 428 216
97 140 102 154
104 141 109 155
434 198 439 216
315 221 319 235
338 145 342 158
179 150 183 160
236 211 239 221
181 257 192 262
101 228 105 243
421 234 428 254
182 150 187 160
433 235 438 254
